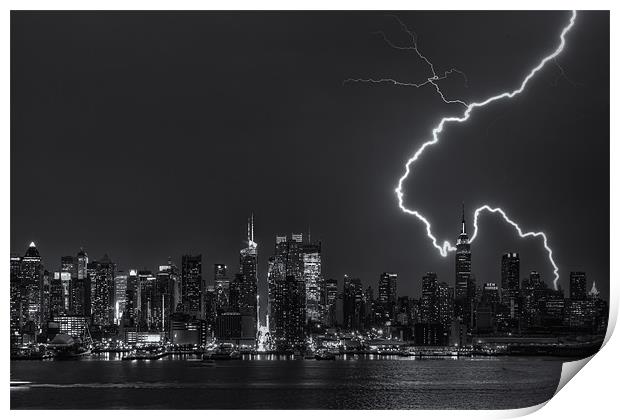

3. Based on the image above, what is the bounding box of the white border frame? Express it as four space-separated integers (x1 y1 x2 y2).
3 2 616 419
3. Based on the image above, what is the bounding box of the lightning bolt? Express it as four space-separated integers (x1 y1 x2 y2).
346 11 577 289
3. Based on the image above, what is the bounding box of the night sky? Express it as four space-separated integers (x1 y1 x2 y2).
11 11 609 303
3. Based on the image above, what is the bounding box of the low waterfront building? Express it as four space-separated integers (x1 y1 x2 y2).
51 315 88 338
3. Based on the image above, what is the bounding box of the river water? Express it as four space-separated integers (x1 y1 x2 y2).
11 354 565 409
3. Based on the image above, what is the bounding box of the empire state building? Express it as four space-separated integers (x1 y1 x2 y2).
454 203 474 329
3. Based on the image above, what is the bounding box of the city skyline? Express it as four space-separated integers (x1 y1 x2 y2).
11 208 609 302
10 206 606 329
10 202 607 364
11 207 607 306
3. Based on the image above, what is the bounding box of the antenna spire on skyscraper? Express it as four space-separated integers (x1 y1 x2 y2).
247 212 257 248
461 202 466 234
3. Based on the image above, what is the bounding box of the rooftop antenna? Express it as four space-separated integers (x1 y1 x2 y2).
461 201 466 234
247 212 257 248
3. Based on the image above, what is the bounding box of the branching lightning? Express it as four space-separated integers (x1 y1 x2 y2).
346 11 577 289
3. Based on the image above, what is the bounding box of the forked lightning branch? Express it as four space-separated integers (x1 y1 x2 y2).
346 10 577 290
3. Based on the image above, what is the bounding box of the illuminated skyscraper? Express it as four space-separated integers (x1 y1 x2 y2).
61 255 76 277
569 271 587 301
114 271 128 324
395 295 411 327
414 273 449 344
540 288 566 327
323 278 338 327
267 238 286 334
268 233 306 349
138 270 157 330
302 240 322 324
90 254 116 327
421 272 440 324
281 274 305 349
454 204 473 328
50 272 65 317
155 261 177 335
267 240 285 335
40 270 52 323
476 282 499 333
481 282 500 307
214 263 229 310
501 252 520 293
288 234 305 279
204 285 218 329
70 248 91 318
239 214 258 284
214 264 227 281
500 252 520 331
363 286 375 328
70 275 90 317
238 214 258 339
10 255 23 346
343 275 364 331
438 281 454 333
378 272 397 324
21 242 42 324
121 269 139 328
181 254 202 317
520 271 543 329
588 282 608 335
76 248 88 280
60 256 75 312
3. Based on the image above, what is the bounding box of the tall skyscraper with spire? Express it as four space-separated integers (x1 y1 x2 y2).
239 213 258 292
238 213 258 340
454 203 474 329
241 214 257 263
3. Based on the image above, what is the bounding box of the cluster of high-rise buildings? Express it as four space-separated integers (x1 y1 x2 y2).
10 208 608 352
370 207 609 346
10 215 261 349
